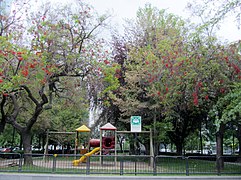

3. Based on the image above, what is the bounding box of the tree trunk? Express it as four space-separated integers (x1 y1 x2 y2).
216 122 225 171
117 136 123 152
0 121 6 134
176 142 183 155
21 130 33 165
168 132 184 155
129 142 135 155
154 141 159 156
143 140 150 155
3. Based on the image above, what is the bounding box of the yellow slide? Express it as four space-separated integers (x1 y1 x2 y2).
73 147 100 166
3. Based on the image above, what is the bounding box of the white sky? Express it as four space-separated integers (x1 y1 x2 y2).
8 0 241 42
83 0 240 43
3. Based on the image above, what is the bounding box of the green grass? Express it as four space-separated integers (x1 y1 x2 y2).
155 157 241 175
1 156 240 175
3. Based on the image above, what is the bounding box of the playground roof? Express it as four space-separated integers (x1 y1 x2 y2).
75 125 91 132
100 122 117 130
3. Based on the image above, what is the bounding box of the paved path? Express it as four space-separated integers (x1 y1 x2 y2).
0 173 241 180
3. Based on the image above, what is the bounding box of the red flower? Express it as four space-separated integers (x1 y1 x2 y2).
224 56 228 62
198 82 202 87
29 64 35 68
232 64 240 74
42 15 46 21
21 69 29 77
220 88 225 94
192 92 198 106
205 95 209 100
219 79 224 84
42 68 51 75
18 57 23 61
165 87 169 93
104 60 110 64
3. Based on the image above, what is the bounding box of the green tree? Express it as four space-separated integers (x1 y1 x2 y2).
210 81 241 158
187 0 241 37
108 4 241 156
0 124 19 147
110 4 191 155
187 0 241 169
0 0 109 165
31 77 89 150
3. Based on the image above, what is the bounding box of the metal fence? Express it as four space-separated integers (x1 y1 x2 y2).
0 153 240 176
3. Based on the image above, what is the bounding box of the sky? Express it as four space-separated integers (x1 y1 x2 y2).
83 0 240 43
7 0 241 42
84 0 241 41
84 0 190 37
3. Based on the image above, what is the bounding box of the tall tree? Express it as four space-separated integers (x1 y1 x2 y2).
110 4 192 155
188 0 241 168
0 0 109 164
108 4 241 156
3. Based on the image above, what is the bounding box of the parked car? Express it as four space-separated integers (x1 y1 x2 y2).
0 147 13 159
0 147 12 153
12 147 21 152
0 147 20 159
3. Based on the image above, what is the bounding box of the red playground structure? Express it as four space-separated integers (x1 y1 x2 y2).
73 123 117 166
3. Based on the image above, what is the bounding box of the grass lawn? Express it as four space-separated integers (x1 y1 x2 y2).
1 155 240 175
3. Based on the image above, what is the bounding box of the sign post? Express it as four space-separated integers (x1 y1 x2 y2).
130 116 141 132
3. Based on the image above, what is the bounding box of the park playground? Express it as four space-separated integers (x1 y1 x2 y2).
0 123 241 176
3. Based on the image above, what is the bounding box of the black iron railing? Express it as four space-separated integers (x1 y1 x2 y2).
0 153 240 176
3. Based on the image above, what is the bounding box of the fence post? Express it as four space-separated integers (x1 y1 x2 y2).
217 156 221 176
135 160 137 176
18 153 23 173
120 160 123 175
52 154 57 173
153 156 157 176
185 156 189 176
86 156 90 175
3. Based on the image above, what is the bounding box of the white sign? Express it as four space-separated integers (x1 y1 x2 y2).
131 116 141 132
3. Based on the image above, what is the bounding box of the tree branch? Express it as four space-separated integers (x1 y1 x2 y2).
0 95 7 133
39 87 48 106
4 94 24 132
20 85 39 106
9 93 19 119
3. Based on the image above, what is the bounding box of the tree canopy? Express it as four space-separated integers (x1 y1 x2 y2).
0 0 241 166
0 0 110 164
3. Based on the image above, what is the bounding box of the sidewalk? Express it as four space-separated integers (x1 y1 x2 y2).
0 173 240 180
